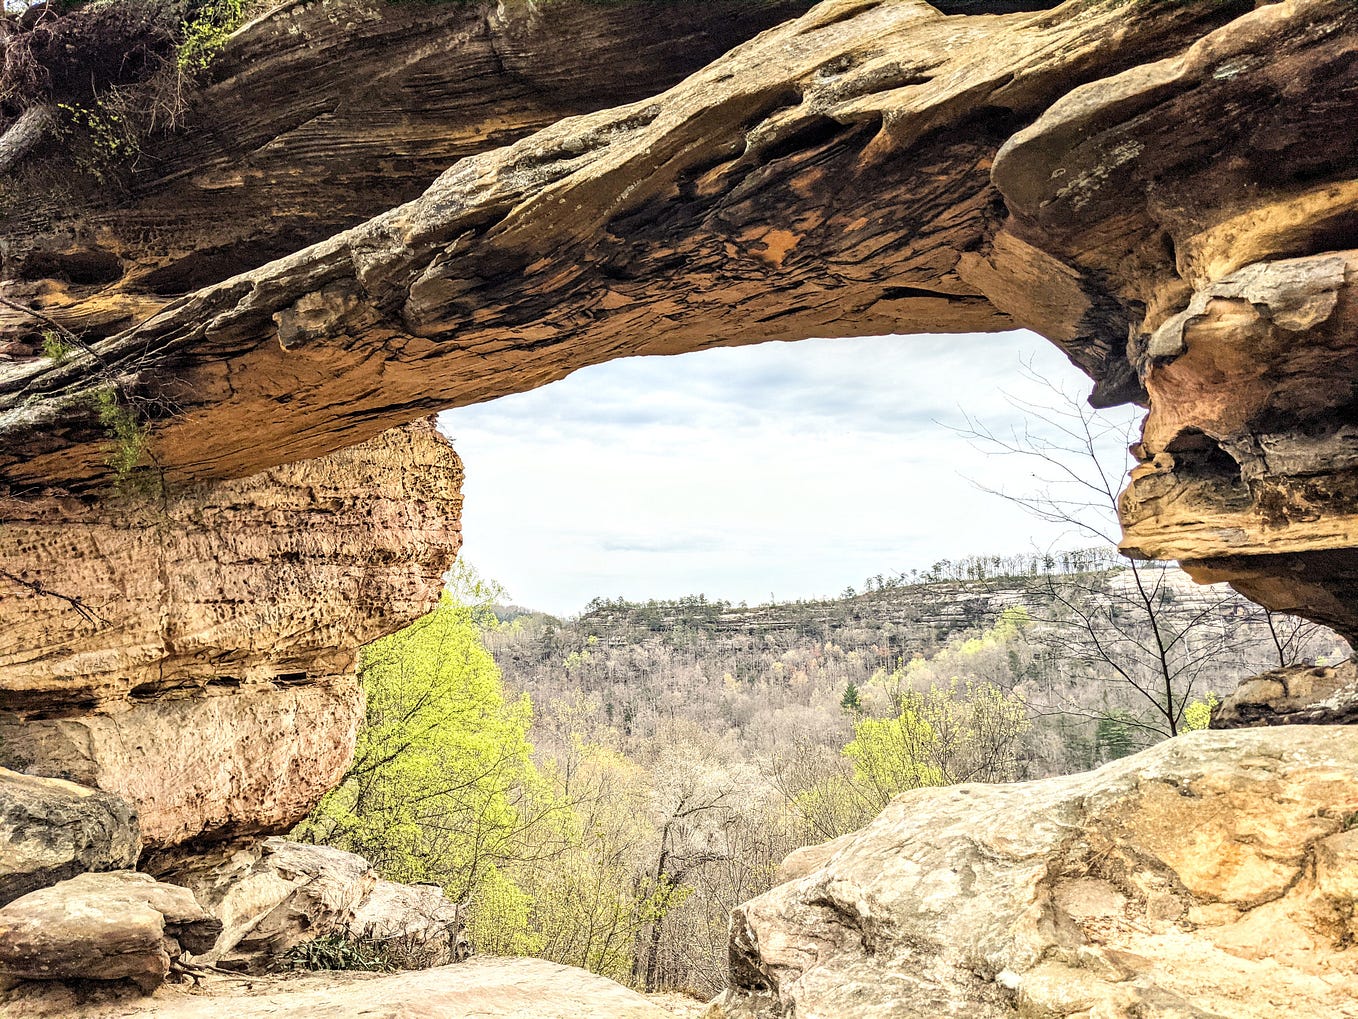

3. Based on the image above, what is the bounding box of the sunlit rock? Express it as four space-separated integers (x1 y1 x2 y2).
709 728 1358 1019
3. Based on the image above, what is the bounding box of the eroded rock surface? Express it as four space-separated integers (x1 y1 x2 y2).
0 871 220 992
348 879 470 970
163 837 375 968
0 419 461 849
708 728 1358 1019
0 0 1353 646
0 768 140 907
1212 658 1358 729
154 836 468 972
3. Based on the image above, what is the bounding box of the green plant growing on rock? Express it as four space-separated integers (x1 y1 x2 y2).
55 98 139 181
40 329 73 362
94 387 150 481
178 0 247 73
278 932 393 973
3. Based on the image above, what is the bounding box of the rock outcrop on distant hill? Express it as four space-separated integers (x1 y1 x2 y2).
707 727 1358 1019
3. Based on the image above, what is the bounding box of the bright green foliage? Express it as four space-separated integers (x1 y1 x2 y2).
295 592 534 905
843 680 1029 809
844 708 946 798
93 387 149 481
178 0 246 73
56 99 137 181
40 330 73 362
1182 693 1219 732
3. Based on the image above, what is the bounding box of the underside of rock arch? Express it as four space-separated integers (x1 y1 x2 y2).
1 0 1357 924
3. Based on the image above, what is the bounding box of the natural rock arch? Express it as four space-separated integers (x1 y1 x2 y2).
2 0 1357 861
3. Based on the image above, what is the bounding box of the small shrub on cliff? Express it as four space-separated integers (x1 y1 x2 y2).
278 933 393 973
177 0 246 73
93 386 150 481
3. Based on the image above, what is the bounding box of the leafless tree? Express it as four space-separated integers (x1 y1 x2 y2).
956 367 1317 741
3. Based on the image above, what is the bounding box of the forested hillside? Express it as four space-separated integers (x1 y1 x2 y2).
298 554 1346 999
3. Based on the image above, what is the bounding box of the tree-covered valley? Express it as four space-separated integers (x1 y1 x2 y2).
295 555 1347 1000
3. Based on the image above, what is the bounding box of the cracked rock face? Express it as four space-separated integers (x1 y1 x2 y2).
707 728 1358 1019
0 419 462 849
0 769 140 907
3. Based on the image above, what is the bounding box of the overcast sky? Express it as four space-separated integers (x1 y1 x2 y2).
437 330 1141 616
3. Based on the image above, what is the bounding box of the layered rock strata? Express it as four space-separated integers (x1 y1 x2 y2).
708 727 1358 1019
0 419 462 848
0 0 1354 646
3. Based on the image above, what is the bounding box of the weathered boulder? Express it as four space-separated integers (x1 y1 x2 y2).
1212 658 1358 729
161 837 375 969
348 879 470 969
0 957 672 1019
156 836 467 971
0 419 461 850
708 727 1358 1019
0 768 140 907
0 871 220 992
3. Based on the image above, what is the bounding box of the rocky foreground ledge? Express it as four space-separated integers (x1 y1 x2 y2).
1 958 680 1019
4 727 1355 1018
708 727 1358 1019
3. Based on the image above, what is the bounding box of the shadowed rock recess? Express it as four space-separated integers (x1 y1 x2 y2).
1 0 1358 1013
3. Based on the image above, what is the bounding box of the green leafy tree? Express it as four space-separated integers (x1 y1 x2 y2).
295 588 535 911
844 681 1029 811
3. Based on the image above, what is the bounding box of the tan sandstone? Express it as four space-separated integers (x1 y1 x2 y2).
708 727 1358 1019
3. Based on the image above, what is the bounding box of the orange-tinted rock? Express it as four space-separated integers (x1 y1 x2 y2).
2 0 1356 644
0 420 462 847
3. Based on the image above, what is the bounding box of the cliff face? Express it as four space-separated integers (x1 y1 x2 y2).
0 419 462 848
2 0 1356 647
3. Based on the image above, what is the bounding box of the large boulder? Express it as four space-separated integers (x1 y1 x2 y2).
0 768 139 907
161 837 375 969
348 879 471 969
1212 658 1358 728
0 681 362 852
158 836 468 971
0 871 220 992
709 727 1358 1019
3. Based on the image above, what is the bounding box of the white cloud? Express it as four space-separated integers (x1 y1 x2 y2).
438 330 1141 615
